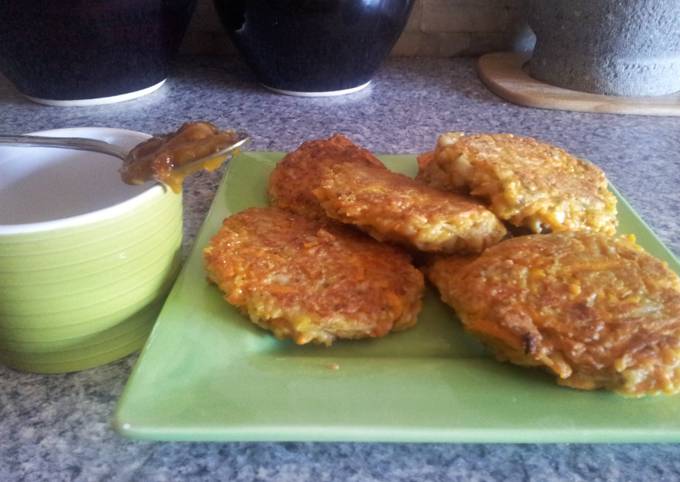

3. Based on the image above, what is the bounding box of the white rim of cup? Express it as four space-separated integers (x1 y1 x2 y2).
0 128 169 236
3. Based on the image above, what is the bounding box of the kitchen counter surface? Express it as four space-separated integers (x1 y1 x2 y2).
1 56 679 482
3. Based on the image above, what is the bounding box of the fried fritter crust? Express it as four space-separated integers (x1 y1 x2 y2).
313 162 507 254
204 207 424 345
427 232 680 396
416 133 618 235
268 134 386 220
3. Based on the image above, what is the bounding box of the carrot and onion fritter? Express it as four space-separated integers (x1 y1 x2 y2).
204 207 424 346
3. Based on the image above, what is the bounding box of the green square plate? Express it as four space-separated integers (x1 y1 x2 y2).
114 152 680 443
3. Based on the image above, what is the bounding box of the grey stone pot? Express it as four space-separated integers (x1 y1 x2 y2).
528 0 680 96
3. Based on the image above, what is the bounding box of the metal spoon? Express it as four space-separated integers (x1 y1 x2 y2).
0 131 250 176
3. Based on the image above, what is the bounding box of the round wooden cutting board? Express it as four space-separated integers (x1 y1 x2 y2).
477 52 680 117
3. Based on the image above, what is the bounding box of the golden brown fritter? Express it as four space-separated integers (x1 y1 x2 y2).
416 132 618 235
268 134 386 220
415 148 453 191
427 232 680 396
203 207 424 345
313 162 507 254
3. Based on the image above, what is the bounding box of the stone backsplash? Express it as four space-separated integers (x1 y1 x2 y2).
181 0 529 57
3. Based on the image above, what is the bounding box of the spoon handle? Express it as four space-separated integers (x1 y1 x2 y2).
0 135 128 160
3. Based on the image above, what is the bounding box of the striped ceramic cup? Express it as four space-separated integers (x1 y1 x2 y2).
0 128 183 373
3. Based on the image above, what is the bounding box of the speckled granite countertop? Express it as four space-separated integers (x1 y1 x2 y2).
1 57 680 482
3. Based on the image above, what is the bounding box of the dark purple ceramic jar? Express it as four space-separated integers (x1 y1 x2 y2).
0 0 196 105
213 0 413 95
